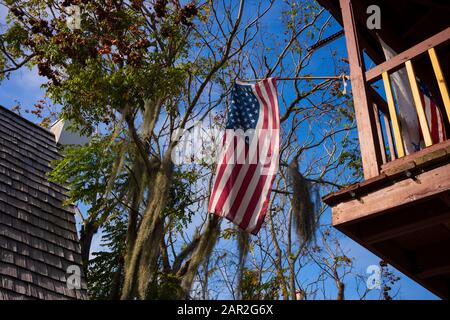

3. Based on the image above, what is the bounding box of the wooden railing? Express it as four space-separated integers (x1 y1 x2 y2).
339 0 450 180
366 27 450 161
365 28 450 163
340 0 450 179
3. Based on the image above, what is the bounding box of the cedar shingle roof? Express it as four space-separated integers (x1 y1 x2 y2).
0 105 87 300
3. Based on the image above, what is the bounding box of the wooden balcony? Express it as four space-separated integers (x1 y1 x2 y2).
323 141 450 299
319 0 450 299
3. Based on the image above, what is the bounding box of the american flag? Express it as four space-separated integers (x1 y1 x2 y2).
418 79 447 145
208 78 280 234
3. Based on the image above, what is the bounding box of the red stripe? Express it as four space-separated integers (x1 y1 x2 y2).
213 138 248 215
240 169 270 230
265 79 279 129
240 79 278 230
417 89 447 145
429 97 439 143
249 79 280 233
208 132 232 212
250 183 273 235
257 80 270 130
224 81 270 221
210 78 280 235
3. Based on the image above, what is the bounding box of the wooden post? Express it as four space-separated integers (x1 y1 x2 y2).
428 47 450 124
340 0 382 179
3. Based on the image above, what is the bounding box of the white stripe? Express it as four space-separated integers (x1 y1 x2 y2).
221 84 266 216
245 143 279 233
245 79 280 232
222 131 268 217
424 95 432 132
270 78 280 127
209 135 227 212
234 138 271 226
245 134 279 232
209 133 236 213
211 82 265 214
234 80 274 226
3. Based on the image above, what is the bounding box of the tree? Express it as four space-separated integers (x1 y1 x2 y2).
1 0 276 299
0 0 399 300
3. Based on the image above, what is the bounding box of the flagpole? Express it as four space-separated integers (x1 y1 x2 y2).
238 75 349 82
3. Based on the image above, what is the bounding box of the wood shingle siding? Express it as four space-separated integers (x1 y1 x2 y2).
0 105 87 300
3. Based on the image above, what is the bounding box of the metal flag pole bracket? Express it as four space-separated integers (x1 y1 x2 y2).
237 74 350 94
238 75 349 82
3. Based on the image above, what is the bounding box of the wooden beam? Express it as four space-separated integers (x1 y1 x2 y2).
417 265 450 279
410 0 450 10
336 223 450 299
403 8 434 39
405 60 433 147
429 47 450 124
382 71 405 157
381 138 450 173
366 27 450 82
369 86 389 116
332 162 450 226
371 241 416 274
413 239 450 279
361 210 450 245
373 239 450 286
316 0 385 66
324 140 450 206
340 0 382 179
441 193 450 207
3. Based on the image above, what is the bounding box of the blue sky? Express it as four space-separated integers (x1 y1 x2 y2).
0 1 438 300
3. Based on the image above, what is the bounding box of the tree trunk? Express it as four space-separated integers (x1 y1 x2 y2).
124 160 148 269
288 258 296 300
336 281 345 300
236 229 249 300
109 257 124 300
79 219 97 278
267 210 289 299
178 214 221 298
121 159 173 299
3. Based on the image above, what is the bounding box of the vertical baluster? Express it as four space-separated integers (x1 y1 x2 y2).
383 113 396 161
373 103 387 164
405 60 433 147
382 71 405 157
428 47 450 124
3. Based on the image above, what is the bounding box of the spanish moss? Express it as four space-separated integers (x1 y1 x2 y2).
288 160 318 245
